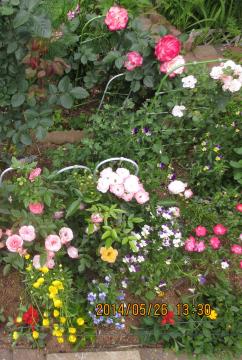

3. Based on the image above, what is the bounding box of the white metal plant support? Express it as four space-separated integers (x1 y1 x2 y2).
94 157 139 176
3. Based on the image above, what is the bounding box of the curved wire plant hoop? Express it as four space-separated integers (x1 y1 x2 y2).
94 157 139 176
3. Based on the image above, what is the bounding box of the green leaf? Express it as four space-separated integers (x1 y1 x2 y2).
66 199 82 218
131 217 144 223
131 80 140 93
11 93 25 107
143 76 154 88
0 6 14 15
7 42 18 54
60 94 73 109
58 76 71 92
32 15 52 38
11 0 20 5
234 147 242 155
20 133 32 145
40 253 47 267
13 11 29 28
3 264 11 276
43 192 51 206
115 57 124 69
230 160 242 169
101 231 111 240
70 87 89 99
105 237 113 248
103 51 120 64
145 290 156 301
27 0 40 11
35 126 47 140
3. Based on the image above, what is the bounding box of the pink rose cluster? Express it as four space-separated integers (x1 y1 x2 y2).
105 6 128 31
28 168 41 182
97 167 149 204
210 60 242 93
154 34 185 78
67 4 80 21
168 180 193 199
6 225 36 254
124 51 143 71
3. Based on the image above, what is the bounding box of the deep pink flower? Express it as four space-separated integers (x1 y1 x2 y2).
213 224 227 236
231 244 242 255
195 241 206 252
160 55 185 78
45 235 62 252
210 236 221 250
195 226 207 237
235 203 242 212
29 168 41 182
67 246 79 259
91 213 103 224
19 225 36 242
6 235 23 252
155 34 181 62
105 6 128 31
184 236 196 252
28 202 44 215
135 190 149 204
240 261 242 269
124 51 143 71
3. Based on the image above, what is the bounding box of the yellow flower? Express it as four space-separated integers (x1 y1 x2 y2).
215 156 221 161
53 299 62 308
25 254 30 260
53 323 59 330
32 331 39 340
49 286 58 295
52 280 64 290
33 282 40 289
37 278 44 285
68 327 76 334
235 129 240 133
208 309 217 320
26 264 32 271
16 316 22 323
100 246 118 263
42 318 50 327
40 266 49 273
55 330 63 337
12 331 19 340
201 147 207 152
77 318 85 326
213 147 219 152
48 293 56 300
203 166 209 171
60 317 66 324
57 337 64 344
43 312 48 317
68 335 77 343
53 310 60 318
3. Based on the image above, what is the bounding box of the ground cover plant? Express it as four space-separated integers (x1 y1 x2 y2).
0 0 241 358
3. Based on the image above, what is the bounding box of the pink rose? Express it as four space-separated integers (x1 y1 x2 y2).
97 177 110 193
195 241 206 252
5 229 13 236
53 211 64 219
91 213 103 224
210 236 221 250
160 55 185 78
0 229 2 239
6 235 23 252
135 191 150 204
47 258 55 269
235 203 242 212
105 6 128 31
240 261 242 269
45 235 62 252
67 246 79 259
184 236 196 252
184 189 193 199
121 192 134 202
19 225 36 242
124 51 143 71
231 244 242 255
213 224 227 236
17 248 27 257
29 168 41 182
110 184 125 197
155 34 181 62
29 202 44 215
124 175 140 193
195 226 207 237
116 168 130 180
47 251 55 259
33 254 41 269
59 227 73 245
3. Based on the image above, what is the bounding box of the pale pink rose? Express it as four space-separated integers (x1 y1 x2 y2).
59 227 73 245
79 203 86 210
155 35 181 62
91 213 103 224
6 235 23 252
0 229 2 239
5 229 13 236
184 236 196 252
110 184 125 197
29 168 41 182
210 66 223 80
47 258 55 269
184 189 193 199
124 175 140 193
168 180 187 194
97 177 110 193
47 251 55 259
124 51 143 71
135 191 150 204
28 202 44 215
105 6 128 31
19 225 36 242
227 79 241 93
33 254 41 269
210 236 221 250
222 75 233 91
122 192 134 202
100 167 113 178
116 168 130 180
231 244 242 255
195 241 206 252
195 225 207 237
45 235 62 252
53 211 64 219
160 55 185 78
213 224 227 236
67 246 79 259
17 248 27 257
109 172 123 186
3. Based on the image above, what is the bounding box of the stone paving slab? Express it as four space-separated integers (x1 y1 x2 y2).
139 348 164 360
47 350 141 360
13 349 45 360
0 349 12 360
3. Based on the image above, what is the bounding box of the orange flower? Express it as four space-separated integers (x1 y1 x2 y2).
100 246 118 263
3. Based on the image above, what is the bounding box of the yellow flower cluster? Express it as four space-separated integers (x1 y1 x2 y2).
48 280 64 309
207 309 218 320
33 277 45 288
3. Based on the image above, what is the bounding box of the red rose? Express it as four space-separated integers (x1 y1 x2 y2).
161 311 175 325
155 35 181 62
22 306 39 330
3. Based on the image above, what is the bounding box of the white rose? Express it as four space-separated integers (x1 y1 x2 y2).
97 177 110 193
116 167 130 180
210 66 223 80
171 105 186 117
181 75 197 89
123 175 140 193
228 79 241 93
168 180 187 194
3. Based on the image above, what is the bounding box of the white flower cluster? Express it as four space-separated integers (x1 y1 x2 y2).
210 60 242 93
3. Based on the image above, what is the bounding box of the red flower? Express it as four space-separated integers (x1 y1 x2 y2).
235 203 242 212
155 35 181 62
22 306 39 330
161 311 175 325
